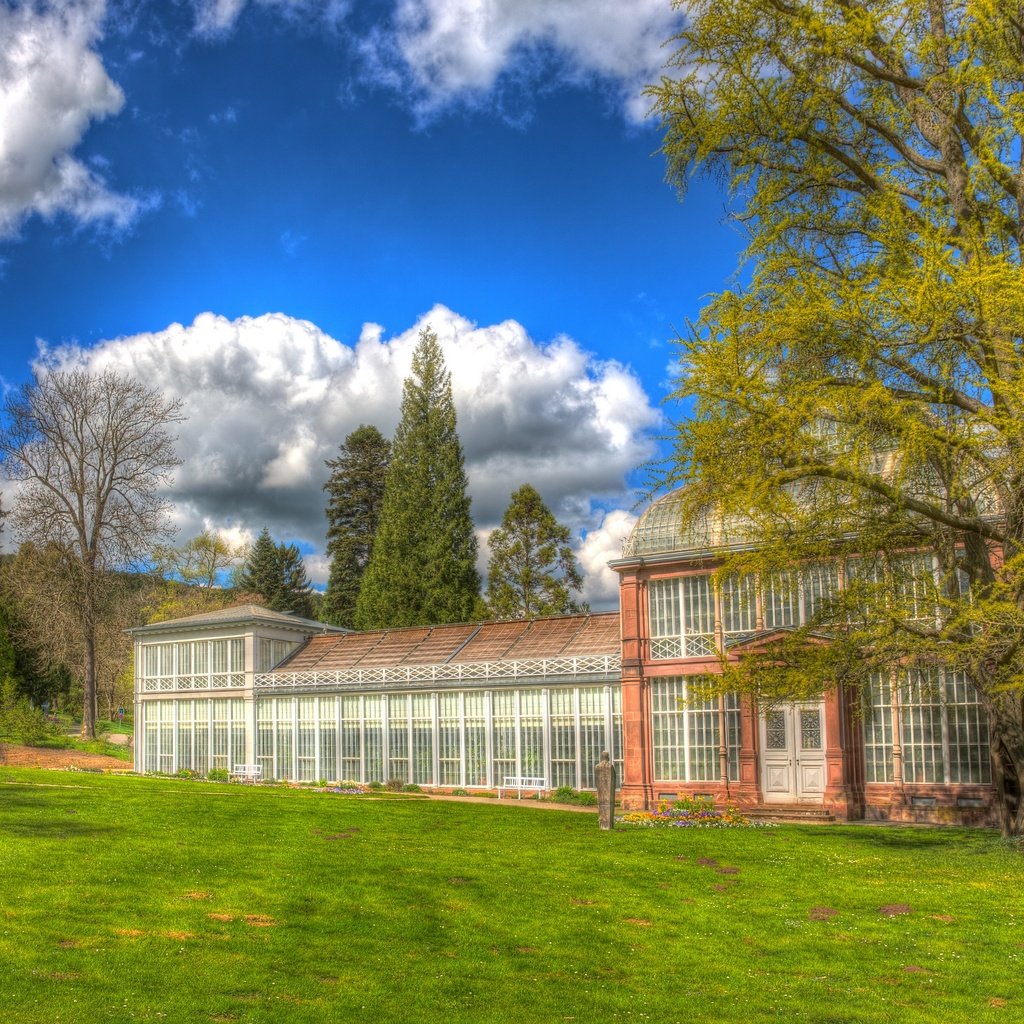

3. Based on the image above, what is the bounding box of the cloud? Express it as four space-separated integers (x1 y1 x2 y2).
279 229 307 256
208 104 239 124
359 0 685 123
191 0 352 39
577 509 638 609
0 1 145 238
33 305 658 603
192 0 248 36
190 0 681 122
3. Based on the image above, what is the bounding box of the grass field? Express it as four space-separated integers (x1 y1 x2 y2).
1 768 1021 1023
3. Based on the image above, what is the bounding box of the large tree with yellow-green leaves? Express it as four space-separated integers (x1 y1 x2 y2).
649 0 1024 832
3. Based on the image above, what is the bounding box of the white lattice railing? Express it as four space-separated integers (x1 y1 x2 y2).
650 635 717 660
255 654 621 691
141 674 245 693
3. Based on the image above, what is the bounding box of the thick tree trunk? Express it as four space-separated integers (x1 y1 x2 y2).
81 629 97 741
989 697 1024 836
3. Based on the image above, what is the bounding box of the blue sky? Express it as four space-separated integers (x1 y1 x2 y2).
0 0 742 607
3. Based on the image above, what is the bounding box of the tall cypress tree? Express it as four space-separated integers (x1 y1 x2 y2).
486 484 584 619
355 328 480 628
322 425 391 628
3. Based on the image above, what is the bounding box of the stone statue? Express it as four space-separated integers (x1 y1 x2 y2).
595 750 615 830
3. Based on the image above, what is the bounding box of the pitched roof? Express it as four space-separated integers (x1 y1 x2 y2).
268 612 619 675
128 604 345 636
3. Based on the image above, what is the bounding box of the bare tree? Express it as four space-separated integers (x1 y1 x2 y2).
0 370 182 738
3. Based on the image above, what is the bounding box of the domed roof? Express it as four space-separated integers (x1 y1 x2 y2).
622 489 757 559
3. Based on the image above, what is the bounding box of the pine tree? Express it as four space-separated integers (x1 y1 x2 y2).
322 426 391 628
356 328 480 627
237 528 281 605
486 484 584 619
277 543 314 618
236 528 313 618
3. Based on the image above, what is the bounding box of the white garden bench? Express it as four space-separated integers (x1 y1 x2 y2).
230 764 263 783
498 776 546 799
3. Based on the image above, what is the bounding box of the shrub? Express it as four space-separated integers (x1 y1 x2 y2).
176 769 200 780
550 786 598 806
368 780 385 791
668 795 715 814
207 768 230 783
385 778 405 791
451 788 470 796
0 697 60 747
402 783 423 793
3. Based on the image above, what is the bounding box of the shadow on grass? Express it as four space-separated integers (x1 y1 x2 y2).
0 787 112 840
828 823 1005 853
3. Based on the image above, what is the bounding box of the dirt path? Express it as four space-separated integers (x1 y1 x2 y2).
0 743 131 772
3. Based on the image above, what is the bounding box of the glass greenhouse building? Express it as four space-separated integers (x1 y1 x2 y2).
132 606 624 790
131 488 1000 825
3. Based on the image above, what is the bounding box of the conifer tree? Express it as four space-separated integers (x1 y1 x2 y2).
237 528 281 604
277 543 314 618
356 328 479 627
237 528 313 618
486 484 584 619
322 425 391 628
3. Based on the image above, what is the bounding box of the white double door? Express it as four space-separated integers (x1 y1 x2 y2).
759 702 826 803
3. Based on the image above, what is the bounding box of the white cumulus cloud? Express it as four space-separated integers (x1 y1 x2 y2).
33 304 658 605
0 0 144 237
361 0 684 122
577 508 638 609
191 0 682 122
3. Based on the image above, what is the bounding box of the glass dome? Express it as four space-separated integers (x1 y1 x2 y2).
622 489 757 558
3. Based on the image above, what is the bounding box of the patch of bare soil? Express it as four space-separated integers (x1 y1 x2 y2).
809 907 839 921
879 903 913 917
0 743 129 772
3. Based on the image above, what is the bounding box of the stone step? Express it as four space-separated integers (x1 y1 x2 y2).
745 805 837 823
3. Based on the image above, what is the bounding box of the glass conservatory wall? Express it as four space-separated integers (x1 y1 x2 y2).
863 669 991 786
141 697 246 774
140 638 245 691
254 684 622 789
650 678 741 782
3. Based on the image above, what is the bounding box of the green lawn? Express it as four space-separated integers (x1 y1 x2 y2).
0 769 1020 1023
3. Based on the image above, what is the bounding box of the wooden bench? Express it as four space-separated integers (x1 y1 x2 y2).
498 776 546 799
230 764 263 783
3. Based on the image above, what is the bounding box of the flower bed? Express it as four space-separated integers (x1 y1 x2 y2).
617 796 766 829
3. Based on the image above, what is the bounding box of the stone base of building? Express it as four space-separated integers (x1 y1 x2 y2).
863 784 999 828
